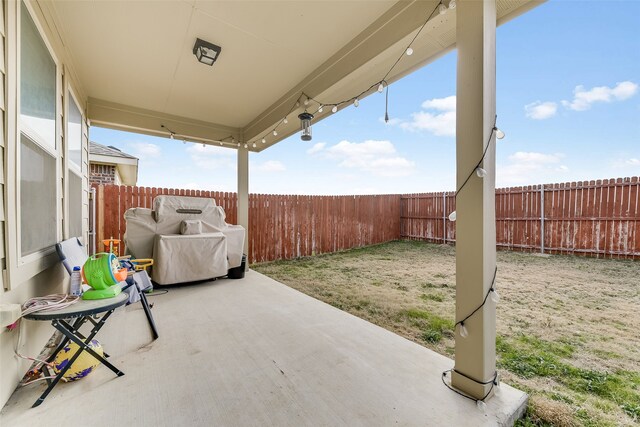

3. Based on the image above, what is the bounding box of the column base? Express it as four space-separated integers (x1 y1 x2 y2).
451 369 495 400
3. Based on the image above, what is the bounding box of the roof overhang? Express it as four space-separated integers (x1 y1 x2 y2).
89 153 139 186
41 0 544 152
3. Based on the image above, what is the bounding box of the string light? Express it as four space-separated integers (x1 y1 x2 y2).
441 369 499 408
448 211 457 222
262 138 266 144
246 1 445 147
202 143 206 148
438 3 447 14
495 128 505 139
454 115 501 197
252 142 257 148
243 143 248 149
449 0 457 9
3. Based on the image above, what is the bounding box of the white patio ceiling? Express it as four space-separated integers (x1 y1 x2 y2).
44 0 541 151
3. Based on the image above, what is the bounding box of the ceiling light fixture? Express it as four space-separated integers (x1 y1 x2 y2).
193 38 222 66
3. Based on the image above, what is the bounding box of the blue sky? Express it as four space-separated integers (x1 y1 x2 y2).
90 1 640 195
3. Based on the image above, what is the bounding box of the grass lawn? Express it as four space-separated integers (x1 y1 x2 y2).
253 240 640 427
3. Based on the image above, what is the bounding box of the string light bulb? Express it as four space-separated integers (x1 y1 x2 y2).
182 140 186 145
490 288 500 303
458 322 468 338
495 127 505 139
273 130 278 136
449 0 456 9
353 98 359 107
332 105 338 113
476 400 487 412
170 134 174 140
252 142 257 148
378 82 385 93
304 97 309 106
318 105 323 113
448 211 457 222
476 167 487 178
405 47 413 56
202 143 206 148
219 141 223 146
439 3 447 14
237 142 240 147
244 143 248 149
283 118 288 124
262 138 266 144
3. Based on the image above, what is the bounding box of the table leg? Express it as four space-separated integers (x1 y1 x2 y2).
32 310 124 408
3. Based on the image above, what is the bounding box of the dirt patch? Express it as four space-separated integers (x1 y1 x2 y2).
253 240 640 426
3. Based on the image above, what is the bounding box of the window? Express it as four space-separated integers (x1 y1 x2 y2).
20 135 57 256
68 92 84 239
19 1 58 256
68 171 83 239
20 1 56 151
68 93 82 170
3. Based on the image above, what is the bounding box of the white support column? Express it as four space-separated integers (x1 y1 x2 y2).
237 148 249 264
452 0 497 400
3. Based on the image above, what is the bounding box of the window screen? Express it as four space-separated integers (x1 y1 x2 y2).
20 1 56 151
68 171 83 239
68 95 82 170
20 135 56 256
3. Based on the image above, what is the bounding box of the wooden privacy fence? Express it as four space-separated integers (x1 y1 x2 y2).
91 185 401 263
401 177 640 259
92 177 639 263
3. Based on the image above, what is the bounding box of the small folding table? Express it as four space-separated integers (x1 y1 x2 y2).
23 292 128 407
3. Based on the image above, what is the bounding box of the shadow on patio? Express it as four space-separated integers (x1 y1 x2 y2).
1 270 525 426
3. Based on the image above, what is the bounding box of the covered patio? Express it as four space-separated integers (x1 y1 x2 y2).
1 271 526 426
1 0 544 423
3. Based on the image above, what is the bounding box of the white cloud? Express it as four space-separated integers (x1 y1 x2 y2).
626 158 640 166
397 95 456 137
524 101 558 120
421 95 456 111
130 142 161 158
186 143 235 170
562 81 638 111
307 142 326 155
323 139 415 177
498 151 569 187
252 160 286 173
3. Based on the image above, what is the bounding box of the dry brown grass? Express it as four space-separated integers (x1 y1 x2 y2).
253 240 640 426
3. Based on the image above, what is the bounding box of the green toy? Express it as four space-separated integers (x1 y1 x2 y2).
81 253 122 300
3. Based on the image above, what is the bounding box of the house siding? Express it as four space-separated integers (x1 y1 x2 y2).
0 0 89 408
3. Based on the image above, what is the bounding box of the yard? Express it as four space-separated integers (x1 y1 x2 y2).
253 240 640 427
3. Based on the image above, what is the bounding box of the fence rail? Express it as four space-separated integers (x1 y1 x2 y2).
92 176 639 263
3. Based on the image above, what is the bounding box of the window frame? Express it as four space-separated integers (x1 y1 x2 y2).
7 0 63 286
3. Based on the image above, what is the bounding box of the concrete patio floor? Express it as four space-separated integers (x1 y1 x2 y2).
1 270 527 426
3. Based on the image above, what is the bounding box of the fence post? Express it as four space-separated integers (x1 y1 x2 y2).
540 185 545 254
442 192 447 243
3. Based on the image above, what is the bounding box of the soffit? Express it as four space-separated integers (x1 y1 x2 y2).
50 0 396 129
46 0 543 150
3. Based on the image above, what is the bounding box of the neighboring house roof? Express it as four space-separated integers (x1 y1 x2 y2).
89 141 139 186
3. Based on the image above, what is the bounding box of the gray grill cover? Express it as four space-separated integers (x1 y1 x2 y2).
124 196 245 284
